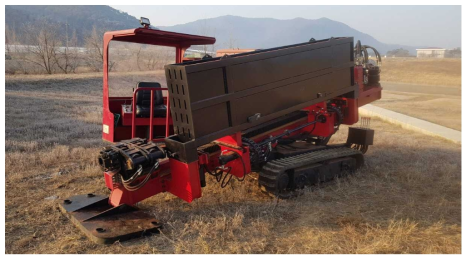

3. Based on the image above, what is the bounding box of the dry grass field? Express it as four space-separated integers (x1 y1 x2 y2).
373 91 461 131
370 58 461 130
5 72 461 254
379 58 461 87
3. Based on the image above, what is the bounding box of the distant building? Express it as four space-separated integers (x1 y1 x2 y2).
416 47 446 58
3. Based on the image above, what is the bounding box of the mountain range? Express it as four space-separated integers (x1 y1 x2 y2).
5 5 418 55
5 5 140 45
159 15 418 55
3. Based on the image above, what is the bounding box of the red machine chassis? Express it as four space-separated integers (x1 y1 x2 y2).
60 26 382 244
104 91 378 207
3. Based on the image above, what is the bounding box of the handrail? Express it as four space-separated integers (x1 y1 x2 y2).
131 87 170 141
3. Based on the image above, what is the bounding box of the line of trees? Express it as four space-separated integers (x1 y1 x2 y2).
6 20 108 74
446 48 461 58
386 48 412 57
5 19 223 75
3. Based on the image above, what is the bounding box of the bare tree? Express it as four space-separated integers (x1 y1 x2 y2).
85 26 114 72
5 25 26 74
135 45 143 71
5 25 16 55
138 46 161 70
8 21 83 75
145 51 161 70
446 47 461 58
54 29 80 74
5 25 17 61
197 19 216 54
132 44 175 71
21 20 61 74
143 46 174 70
226 32 238 49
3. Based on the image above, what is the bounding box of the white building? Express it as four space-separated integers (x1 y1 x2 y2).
416 48 446 58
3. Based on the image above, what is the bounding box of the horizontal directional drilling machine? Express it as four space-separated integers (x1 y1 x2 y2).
60 19 382 244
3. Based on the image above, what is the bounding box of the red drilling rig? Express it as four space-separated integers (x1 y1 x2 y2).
60 18 382 244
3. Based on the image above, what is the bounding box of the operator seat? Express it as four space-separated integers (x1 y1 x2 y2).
135 82 167 118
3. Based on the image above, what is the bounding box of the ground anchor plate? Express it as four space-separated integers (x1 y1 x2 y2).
59 194 162 244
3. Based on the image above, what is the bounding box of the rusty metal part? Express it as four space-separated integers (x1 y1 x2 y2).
59 194 162 244
212 141 243 151
346 126 374 154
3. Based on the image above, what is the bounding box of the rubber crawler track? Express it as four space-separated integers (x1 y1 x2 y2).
258 146 364 198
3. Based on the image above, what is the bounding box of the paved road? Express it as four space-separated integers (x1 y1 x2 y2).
360 104 461 144
381 82 461 96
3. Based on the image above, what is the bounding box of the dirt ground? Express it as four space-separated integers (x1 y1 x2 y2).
373 90 461 131
5 73 461 254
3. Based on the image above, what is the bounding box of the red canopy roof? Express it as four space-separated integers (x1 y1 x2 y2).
104 27 216 48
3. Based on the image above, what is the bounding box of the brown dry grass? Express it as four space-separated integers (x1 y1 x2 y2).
5 73 461 254
373 91 461 131
380 58 461 87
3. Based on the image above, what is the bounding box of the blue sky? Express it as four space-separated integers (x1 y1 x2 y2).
111 5 461 48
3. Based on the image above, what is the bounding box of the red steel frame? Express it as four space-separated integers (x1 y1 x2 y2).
105 100 336 207
105 100 346 207
105 158 202 206
100 27 216 206
130 87 171 141
105 135 251 207
102 28 215 143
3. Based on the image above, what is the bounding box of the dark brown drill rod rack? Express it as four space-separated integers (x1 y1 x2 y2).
165 37 357 148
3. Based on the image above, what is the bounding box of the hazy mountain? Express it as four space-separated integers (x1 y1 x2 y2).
5 5 418 55
5 5 140 45
159 15 418 55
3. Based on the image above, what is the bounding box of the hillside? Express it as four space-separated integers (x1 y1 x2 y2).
160 15 418 55
5 6 418 55
5 5 140 45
